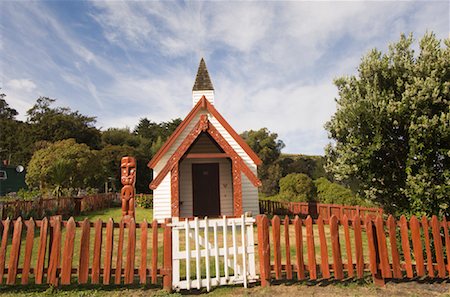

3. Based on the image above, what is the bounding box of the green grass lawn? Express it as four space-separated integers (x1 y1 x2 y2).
73 206 153 222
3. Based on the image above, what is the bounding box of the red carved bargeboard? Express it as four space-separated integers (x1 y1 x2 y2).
121 156 136 219
150 114 261 217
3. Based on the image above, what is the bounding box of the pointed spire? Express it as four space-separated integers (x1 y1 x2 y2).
192 58 214 91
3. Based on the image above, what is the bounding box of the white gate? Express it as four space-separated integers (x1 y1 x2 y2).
171 215 257 291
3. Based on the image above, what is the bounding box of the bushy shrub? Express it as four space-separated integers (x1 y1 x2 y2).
136 194 153 208
314 177 370 206
277 173 316 202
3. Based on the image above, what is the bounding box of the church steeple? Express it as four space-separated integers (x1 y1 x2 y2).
192 58 215 106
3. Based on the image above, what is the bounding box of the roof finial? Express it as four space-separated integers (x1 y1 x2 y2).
193 58 214 91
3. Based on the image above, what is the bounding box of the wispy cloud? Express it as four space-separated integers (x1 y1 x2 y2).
1 1 448 154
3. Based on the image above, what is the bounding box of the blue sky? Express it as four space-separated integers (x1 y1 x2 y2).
1 1 449 155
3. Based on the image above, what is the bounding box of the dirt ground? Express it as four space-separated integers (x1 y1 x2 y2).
0 280 449 297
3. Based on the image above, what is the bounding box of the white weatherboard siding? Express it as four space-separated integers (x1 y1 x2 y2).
242 172 259 216
179 158 233 218
193 91 214 106
153 170 172 222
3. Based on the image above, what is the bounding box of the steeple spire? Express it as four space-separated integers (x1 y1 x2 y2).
193 58 214 91
192 58 215 106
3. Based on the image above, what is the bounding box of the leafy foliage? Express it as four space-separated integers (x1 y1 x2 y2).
325 33 449 217
26 139 100 193
278 173 317 202
241 128 285 195
314 177 370 206
27 97 101 149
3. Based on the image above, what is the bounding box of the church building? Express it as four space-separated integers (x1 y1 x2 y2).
148 59 262 221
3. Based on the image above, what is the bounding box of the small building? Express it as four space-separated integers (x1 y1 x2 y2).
0 163 27 196
149 59 262 221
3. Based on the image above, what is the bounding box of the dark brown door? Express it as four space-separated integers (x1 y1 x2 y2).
192 163 220 217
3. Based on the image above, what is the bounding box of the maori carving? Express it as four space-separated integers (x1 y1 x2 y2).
170 163 180 217
207 122 262 187
232 160 243 216
121 156 136 218
149 113 262 217
150 115 208 190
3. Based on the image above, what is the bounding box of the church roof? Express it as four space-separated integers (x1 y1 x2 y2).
192 58 214 91
148 96 262 169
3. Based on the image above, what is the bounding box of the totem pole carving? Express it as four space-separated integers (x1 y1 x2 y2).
121 156 136 219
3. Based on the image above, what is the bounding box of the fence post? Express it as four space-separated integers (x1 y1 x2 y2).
163 218 172 292
366 216 385 287
257 215 271 286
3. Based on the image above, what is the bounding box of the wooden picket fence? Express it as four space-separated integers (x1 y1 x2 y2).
259 200 382 220
257 214 450 286
0 216 172 288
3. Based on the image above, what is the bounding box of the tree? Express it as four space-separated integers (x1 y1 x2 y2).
26 139 100 193
278 173 316 202
0 92 32 165
27 97 101 149
0 90 18 120
314 177 369 206
241 128 285 195
325 33 449 217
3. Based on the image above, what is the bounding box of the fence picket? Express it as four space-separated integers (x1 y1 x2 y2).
387 215 402 278
0 218 10 283
61 218 76 285
151 219 158 284
125 219 136 284
272 216 281 279
317 215 330 279
213 221 219 285
399 216 413 278
140 219 148 284
305 216 316 279
35 217 47 284
204 217 210 291
443 217 450 275
79 218 90 284
410 216 425 276
421 216 434 277
92 219 103 284
48 216 61 286
115 220 124 284
194 217 201 289
103 218 114 285
232 220 238 277
241 215 248 288
163 218 172 292
257 215 270 286
431 216 446 278
366 218 377 276
375 216 392 278
330 215 343 280
342 214 353 277
184 219 191 289
284 216 292 279
353 214 364 278
223 216 229 281
6 217 22 284
293 216 304 280
21 218 35 284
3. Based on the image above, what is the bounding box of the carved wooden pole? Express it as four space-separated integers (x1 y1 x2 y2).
121 156 136 220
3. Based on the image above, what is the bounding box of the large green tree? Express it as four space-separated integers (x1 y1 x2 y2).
325 33 449 217
241 128 285 195
27 97 101 149
26 139 100 193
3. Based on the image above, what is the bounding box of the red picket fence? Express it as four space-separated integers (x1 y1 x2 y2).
0 216 172 289
259 200 382 220
257 214 450 286
0 193 119 220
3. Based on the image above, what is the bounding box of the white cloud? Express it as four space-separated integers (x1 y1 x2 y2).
6 79 37 92
1 0 448 155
